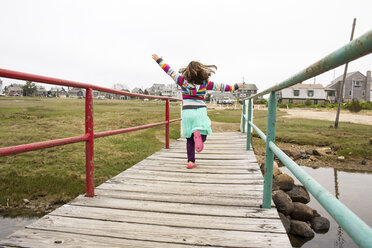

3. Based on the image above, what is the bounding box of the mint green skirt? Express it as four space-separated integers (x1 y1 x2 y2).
182 108 212 138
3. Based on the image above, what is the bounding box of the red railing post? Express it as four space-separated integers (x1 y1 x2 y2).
85 88 94 197
165 99 170 149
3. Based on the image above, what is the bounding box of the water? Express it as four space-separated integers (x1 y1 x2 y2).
280 166 372 248
0 216 38 239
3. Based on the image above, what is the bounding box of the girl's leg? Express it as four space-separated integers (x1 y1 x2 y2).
186 136 195 163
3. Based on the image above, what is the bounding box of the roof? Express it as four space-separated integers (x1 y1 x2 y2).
8 85 23 91
326 71 361 88
240 84 258 90
289 83 324 90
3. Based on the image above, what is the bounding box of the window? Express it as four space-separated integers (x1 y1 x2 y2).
308 90 314 97
352 81 361 87
289 99 293 104
314 99 318 105
362 90 365 97
327 91 335 97
294 90 300 96
349 90 352 96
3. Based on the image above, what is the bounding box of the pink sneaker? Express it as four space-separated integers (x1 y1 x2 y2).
194 131 204 152
186 163 197 169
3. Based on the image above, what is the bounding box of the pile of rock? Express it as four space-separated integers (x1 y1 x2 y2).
262 162 330 239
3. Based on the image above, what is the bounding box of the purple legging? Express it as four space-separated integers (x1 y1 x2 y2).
186 133 207 162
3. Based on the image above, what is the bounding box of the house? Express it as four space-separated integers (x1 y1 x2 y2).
326 71 371 102
50 87 67 97
162 84 182 98
0 79 3 95
209 92 236 104
147 83 166 95
68 88 85 98
36 86 47 97
132 88 143 94
233 84 258 99
8 84 23 96
277 83 334 104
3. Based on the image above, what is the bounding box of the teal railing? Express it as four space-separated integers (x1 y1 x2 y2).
242 30 372 248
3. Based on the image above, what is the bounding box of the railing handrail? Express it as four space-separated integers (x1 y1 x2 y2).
0 68 182 101
0 68 182 198
247 29 372 99
242 29 372 247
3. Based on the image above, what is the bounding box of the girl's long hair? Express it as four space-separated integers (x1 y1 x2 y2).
179 61 217 85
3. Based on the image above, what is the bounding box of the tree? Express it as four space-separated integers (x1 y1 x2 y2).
144 89 149 95
22 81 37 96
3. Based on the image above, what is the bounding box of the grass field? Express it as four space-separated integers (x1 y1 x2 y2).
0 97 181 216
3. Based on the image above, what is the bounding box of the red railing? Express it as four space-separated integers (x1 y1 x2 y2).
0 68 182 197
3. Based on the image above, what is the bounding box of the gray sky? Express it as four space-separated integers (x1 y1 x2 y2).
0 0 371 92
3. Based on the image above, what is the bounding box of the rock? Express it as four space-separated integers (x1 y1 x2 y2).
311 216 330 233
291 202 314 221
337 156 345 161
309 156 317 161
313 147 332 156
361 160 367 165
305 149 313 155
369 138 372 145
272 190 294 215
278 212 291 233
273 161 282 177
286 185 310 204
274 173 295 191
312 209 321 217
290 220 315 238
283 149 292 157
291 150 302 160
23 199 30 204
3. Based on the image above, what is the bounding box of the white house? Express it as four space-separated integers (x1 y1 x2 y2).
277 83 335 104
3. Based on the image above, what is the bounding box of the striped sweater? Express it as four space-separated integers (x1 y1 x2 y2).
156 58 238 109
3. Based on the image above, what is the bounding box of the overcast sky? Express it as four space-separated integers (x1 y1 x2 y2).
0 0 371 92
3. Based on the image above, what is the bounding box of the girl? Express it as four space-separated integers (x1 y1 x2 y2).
152 54 242 169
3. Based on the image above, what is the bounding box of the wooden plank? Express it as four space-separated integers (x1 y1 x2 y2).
130 166 258 174
148 153 256 160
103 178 264 191
25 215 290 247
0 229 217 248
98 180 264 197
69 195 275 218
51 204 285 233
94 188 266 207
134 159 260 168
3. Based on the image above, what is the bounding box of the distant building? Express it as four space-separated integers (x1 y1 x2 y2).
277 83 335 104
8 84 23 96
209 91 235 104
132 88 143 95
68 88 85 98
233 84 258 99
0 79 3 95
147 83 166 95
326 71 371 102
36 86 47 97
50 87 67 97
162 84 182 98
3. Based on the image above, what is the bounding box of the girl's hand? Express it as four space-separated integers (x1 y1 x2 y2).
152 54 160 61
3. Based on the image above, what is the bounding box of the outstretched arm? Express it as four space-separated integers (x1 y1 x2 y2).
152 54 185 87
206 81 243 92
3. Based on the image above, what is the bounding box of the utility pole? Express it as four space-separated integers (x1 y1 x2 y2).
334 18 356 129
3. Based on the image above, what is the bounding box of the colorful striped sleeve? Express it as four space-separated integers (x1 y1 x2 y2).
206 81 238 92
156 58 185 87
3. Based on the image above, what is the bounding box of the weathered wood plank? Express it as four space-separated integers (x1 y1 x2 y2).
148 153 256 160
69 195 276 218
25 215 290 247
94 188 267 207
51 205 285 233
1 229 218 248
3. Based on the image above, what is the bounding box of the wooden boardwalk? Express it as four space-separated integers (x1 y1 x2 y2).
0 132 291 247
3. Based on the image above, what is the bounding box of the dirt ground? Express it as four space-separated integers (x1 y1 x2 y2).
280 108 372 125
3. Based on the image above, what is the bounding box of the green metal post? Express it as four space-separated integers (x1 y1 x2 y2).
246 99 252 150
262 92 277 208
242 100 246 133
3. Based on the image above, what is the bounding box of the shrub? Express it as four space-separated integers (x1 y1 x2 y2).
254 98 267 104
305 99 312 106
361 101 372 110
348 100 362 112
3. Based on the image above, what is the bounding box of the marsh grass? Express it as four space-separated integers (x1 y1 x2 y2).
0 98 180 212
208 108 372 159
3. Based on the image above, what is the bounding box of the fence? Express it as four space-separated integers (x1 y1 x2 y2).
0 69 182 197
241 30 372 247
